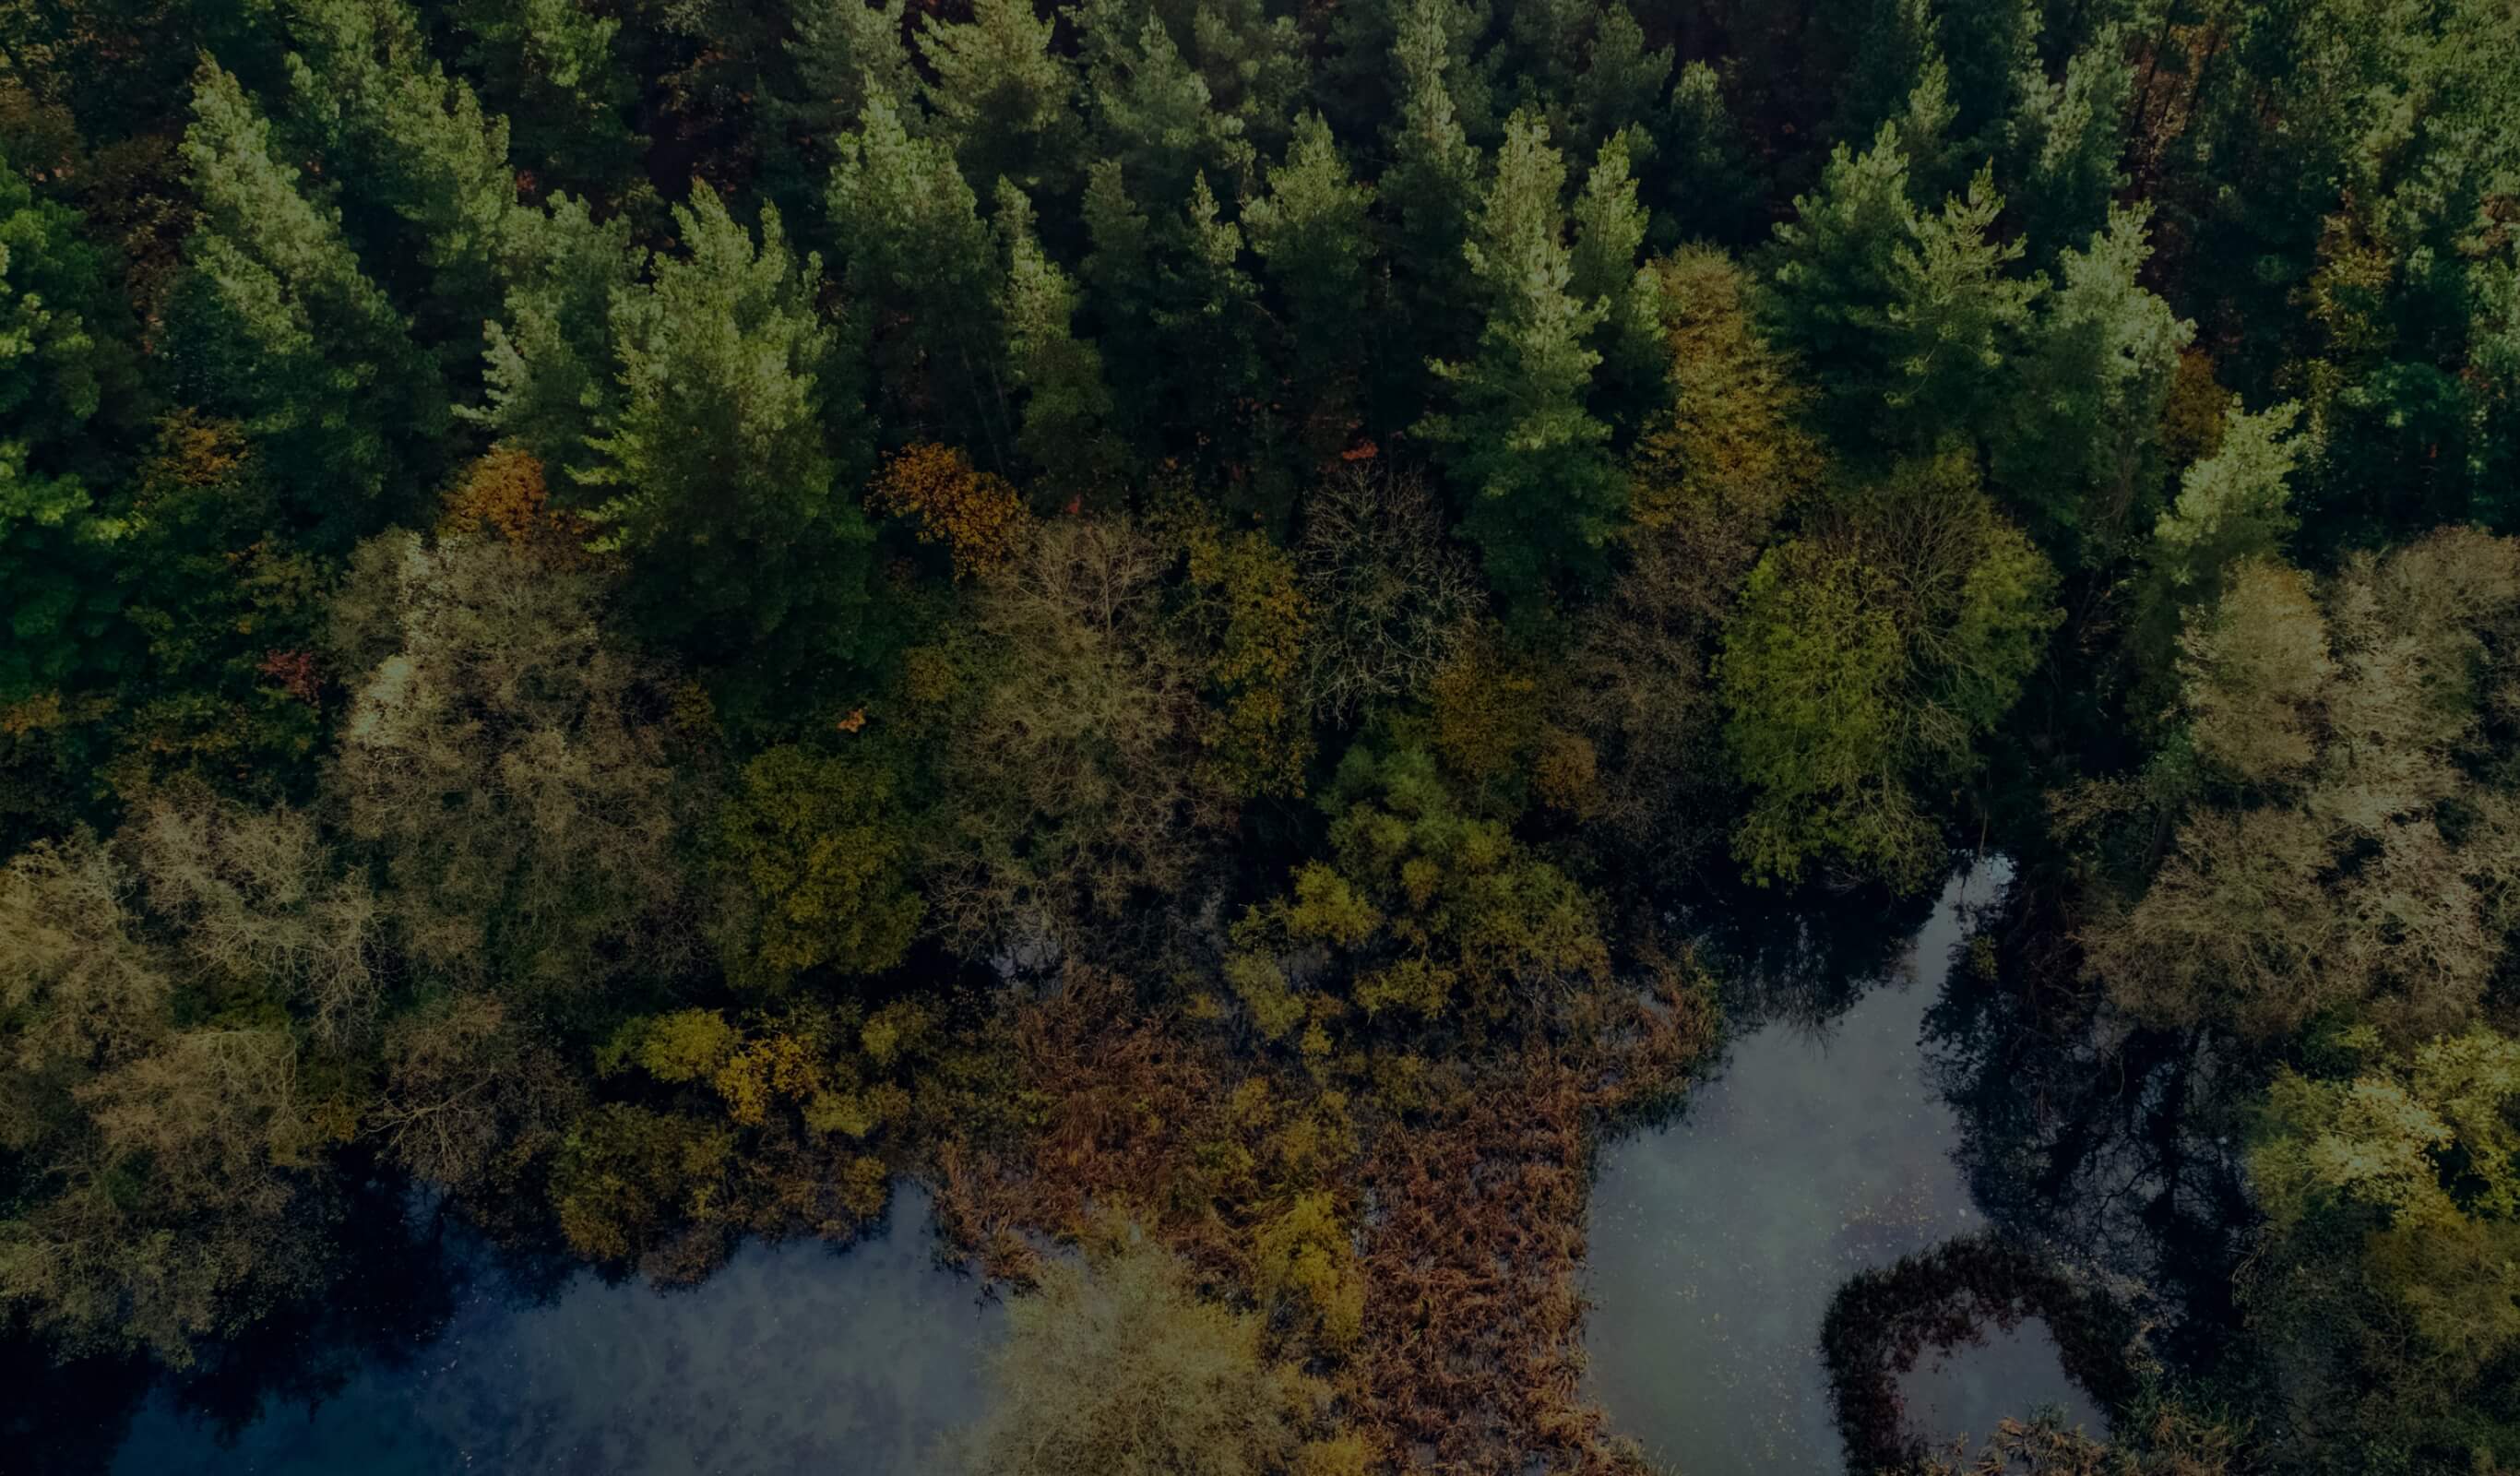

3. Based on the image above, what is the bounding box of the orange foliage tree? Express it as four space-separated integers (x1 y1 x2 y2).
868 442 1032 582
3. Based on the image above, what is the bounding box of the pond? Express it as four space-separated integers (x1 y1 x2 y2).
1583 865 2105 1472
107 1183 999 1476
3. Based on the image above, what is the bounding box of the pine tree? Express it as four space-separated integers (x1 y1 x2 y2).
279 0 517 331
1081 0 1256 208
1420 111 1623 601
1881 165 2043 446
577 185 877 685
2003 26 2134 265
1759 124 1920 441
1171 0 1310 161
996 181 1129 501
1569 129 1663 426
918 0 1085 201
1995 203 2190 556
783 0 919 145
1382 0 1485 398
0 154 139 701
1763 134 2042 451
452 0 639 197
168 61 447 539
474 191 646 471
1653 61 1761 248
1242 112 1377 451
826 89 1012 462
1571 6 1671 160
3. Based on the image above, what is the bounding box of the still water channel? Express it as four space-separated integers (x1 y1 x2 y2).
1583 863 2104 1471
107 1184 997 1476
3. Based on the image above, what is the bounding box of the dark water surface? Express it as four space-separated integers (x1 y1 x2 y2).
1583 867 2103 1472
108 1184 996 1476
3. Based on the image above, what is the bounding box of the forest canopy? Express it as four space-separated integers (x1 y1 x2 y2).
1 0 2517 1470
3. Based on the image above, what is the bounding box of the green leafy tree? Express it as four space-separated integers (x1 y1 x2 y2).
957 1237 1302 1476
0 812 371 1364
326 530 714 995
1419 111 1623 601
1226 742 1609 1045
576 185 878 683
713 744 922 991
1719 452 2057 889
2089 530 2520 1044
167 62 448 539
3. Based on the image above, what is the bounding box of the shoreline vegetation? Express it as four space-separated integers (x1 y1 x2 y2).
5 0 2518 1470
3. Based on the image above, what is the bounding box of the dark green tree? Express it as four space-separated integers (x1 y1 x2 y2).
1419 111 1623 601
826 89 1013 463
918 0 1086 202
0 153 140 702
166 62 447 540
576 185 878 684
1242 112 1377 454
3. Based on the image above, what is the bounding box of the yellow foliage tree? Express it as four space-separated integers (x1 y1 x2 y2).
868 442 1032 581
438 445 594 568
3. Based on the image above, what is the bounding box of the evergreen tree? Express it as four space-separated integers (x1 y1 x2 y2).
1169 0 1311 161
1080 0 1257 207
1571 6 1671 161
279 0 517 334
826 89 1012 463
1652 61 1762 248
0 154 139 702
451 0 639 197
1381 0 1486 403
1994 203 2190 556
1420 111 1623 601
1568 129 1663 426
1242 112 1377 453
781 0 919 147
576 185 877 686
2140 400 2307 614
1881 165 2042 446
1762 134 2042 451
997 182 1129 502
473 191 646 471
2003 26 2134 265
918 0 1086 202
167 62 447 540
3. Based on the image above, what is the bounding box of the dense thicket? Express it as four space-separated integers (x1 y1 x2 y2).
0 0 2515 1470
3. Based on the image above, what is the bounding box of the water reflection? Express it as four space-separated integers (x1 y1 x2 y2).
1583 865 2102 1472
110 1183 997 1476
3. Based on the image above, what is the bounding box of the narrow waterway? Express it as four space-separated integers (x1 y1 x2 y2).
1583 866 2103 1472
108 1183 997 1476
